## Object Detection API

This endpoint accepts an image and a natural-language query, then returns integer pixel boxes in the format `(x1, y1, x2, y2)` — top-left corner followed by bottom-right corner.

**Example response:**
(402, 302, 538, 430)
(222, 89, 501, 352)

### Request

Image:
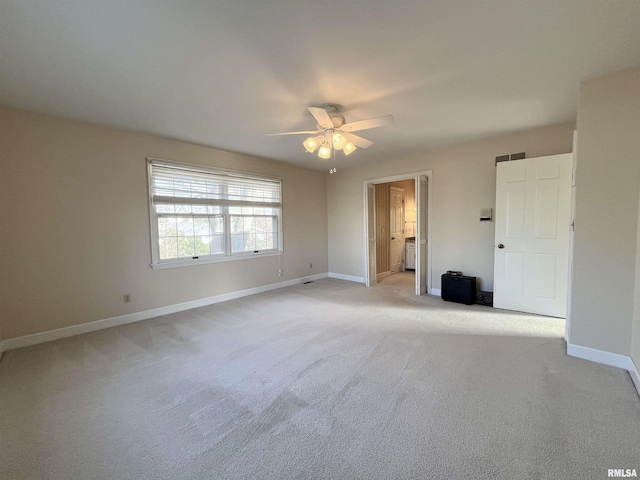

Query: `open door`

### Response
(493, 154, 572, 317)
(366, 183, 377, 286)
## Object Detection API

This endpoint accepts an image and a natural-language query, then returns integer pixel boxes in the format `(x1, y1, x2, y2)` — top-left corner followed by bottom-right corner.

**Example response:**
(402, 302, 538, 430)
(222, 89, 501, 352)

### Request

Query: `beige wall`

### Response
(570, 65, 640, 357)
(0, 106, 328, 341)
(327, 123, 574, 291)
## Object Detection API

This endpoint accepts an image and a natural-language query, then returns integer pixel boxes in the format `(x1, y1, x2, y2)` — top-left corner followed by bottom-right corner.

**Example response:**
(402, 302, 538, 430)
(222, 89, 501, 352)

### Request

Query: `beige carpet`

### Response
(1, 274, 639, 479)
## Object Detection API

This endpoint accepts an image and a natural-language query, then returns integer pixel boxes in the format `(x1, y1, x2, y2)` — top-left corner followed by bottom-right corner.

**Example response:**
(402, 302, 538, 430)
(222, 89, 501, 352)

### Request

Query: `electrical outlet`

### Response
(278, 269, 283, 277)
(123, 294, 131, 304)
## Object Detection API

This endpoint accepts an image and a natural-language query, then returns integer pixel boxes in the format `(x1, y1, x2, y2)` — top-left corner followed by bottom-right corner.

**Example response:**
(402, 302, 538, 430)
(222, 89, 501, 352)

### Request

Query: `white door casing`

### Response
(417, 175, 428, 295)
(565, 132, 578, 340)
(390, 187, 405, 273)
(493, 153, 572, 318)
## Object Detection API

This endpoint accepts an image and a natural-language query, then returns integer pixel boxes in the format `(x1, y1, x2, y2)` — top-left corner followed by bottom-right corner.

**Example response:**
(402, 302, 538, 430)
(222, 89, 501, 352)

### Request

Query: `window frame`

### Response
(146, 157, 283, 269)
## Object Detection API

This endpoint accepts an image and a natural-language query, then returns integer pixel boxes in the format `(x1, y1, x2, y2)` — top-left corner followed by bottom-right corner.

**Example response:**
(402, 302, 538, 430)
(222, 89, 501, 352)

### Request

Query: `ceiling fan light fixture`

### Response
(343, 142, 356, 156)
(318, 145, 331, 159)
(271, 105, 393, 168)
(332, 133, 347, 150)
(303, 136, 320, 153)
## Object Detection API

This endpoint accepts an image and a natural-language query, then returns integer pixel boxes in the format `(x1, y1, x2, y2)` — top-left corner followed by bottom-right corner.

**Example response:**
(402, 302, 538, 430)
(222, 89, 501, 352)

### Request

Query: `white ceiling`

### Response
(2, 1, 640, 171)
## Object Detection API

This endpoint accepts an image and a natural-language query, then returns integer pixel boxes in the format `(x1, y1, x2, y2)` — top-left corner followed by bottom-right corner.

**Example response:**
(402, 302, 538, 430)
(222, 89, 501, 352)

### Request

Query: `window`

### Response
(147, 158, 282, 268)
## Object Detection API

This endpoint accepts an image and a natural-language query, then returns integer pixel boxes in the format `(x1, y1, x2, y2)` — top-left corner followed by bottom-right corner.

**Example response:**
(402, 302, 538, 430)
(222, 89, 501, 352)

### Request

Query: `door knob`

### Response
(392, 237, 396, 240)
(498, 244, 505, 249)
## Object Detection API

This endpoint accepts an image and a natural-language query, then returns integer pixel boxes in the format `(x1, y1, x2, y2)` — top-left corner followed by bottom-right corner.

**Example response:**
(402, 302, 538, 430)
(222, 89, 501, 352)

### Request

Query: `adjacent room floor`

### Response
(1, 278, 638, 479)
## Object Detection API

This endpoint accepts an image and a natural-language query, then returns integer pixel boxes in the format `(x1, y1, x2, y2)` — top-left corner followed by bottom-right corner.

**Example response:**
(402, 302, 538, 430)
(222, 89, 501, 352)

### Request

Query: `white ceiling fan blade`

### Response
(344, 133, 373, 148)
(307, 107, 334, 129)
(267, 130, 321, 136)
(341, 114, 394, 133)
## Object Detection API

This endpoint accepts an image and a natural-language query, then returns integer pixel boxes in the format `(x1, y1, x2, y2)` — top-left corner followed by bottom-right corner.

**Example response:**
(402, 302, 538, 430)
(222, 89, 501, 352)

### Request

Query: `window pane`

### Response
(176, 217, 194, 236)
(176, 204, 192, 214)
(156, 204, 176, 214)
(231, 216, 245, 234)
(159, 237, 178, 259)
(211, 216, 224, 234)
(230, 215, 277, 253)
(192, 205, 208, 214)
(254, 216, 267, 231)
(231, 233, 246, 252)
(178, 237, 195, 257)
(231, 216, 248, 252)
(158, 217, 177, 236)
(194, 236, 211, 256)
(211, 234, 225, 254)
(156, 215, 229, 260)
(193, 217, 210, 235)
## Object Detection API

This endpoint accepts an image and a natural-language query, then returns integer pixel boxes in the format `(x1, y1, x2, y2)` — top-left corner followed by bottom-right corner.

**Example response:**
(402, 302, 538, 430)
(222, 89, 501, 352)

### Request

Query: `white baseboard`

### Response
(567, 343, 640, 396)
(629, 358, 640, 396)
(567, 343, 634, 370)
(0, 273, 329, 353)
(431, 288, 442, 296)
(328, 272, 365, 283)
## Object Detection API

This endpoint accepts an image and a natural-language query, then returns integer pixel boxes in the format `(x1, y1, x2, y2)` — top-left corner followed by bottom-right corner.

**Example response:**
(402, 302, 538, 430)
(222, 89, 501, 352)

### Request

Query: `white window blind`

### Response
(147, 158, 283, 268)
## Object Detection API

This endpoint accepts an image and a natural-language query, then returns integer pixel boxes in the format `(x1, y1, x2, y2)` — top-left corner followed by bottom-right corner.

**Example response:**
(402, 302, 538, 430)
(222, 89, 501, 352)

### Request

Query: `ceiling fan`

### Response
(268, 105, 394, 172)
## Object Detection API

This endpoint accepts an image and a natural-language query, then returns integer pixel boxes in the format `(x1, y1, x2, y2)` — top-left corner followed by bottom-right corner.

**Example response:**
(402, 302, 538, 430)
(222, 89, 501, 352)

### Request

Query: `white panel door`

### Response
(494, 154, 572, 317)
(390, 187, 405, 273)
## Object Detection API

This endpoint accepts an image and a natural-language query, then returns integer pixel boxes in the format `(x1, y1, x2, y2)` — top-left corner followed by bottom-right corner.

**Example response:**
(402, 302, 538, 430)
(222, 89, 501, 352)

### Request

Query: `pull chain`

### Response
(329, 135, 337, 174)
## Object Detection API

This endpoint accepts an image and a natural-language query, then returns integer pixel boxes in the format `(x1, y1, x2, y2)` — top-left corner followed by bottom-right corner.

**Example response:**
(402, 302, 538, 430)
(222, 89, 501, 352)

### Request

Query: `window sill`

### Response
(150, 250, 283, 270)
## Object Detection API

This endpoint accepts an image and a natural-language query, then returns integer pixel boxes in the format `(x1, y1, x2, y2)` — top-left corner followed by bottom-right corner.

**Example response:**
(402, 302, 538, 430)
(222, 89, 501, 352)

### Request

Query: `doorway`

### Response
(364, 170, 432, 296)
(374, 181, 411, 280)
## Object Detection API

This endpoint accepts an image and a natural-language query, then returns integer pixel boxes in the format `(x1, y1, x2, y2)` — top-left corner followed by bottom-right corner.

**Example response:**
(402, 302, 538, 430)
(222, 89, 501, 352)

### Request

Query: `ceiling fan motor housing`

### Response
(322, 105, 345, 129)
(329, 113, 345, 128)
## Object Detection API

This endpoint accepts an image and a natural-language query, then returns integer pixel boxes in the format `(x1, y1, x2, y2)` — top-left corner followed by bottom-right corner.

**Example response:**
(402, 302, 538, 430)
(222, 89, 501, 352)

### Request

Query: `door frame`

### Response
(363, 170, 433, 295)
(565, 131, 578, 340)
